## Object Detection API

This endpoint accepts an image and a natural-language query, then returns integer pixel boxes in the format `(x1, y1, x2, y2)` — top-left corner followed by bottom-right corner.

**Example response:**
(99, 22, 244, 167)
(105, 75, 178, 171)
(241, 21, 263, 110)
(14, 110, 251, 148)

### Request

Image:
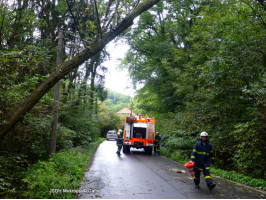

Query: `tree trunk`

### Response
(79, 59, 94, 105)
(83, 61, 92, 103)
(66, 69, 79, 98)
(0, 0, 161, 138)
(89, 53, 101, 109)
(49, 30, 64, 155)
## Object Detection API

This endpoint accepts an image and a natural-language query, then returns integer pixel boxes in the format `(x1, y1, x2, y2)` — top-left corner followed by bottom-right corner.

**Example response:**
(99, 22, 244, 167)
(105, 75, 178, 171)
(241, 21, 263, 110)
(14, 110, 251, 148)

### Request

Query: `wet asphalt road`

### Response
(78, 141, 265, 199)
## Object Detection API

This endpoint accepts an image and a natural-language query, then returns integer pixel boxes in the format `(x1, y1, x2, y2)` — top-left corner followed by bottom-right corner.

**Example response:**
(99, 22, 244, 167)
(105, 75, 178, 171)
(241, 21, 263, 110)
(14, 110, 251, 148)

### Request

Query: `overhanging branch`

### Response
(0, 0, 161, 138)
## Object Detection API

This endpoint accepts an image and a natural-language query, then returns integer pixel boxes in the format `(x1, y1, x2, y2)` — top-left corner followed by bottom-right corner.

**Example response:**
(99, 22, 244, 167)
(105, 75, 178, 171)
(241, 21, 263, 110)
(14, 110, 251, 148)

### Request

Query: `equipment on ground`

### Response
(184, 161, 195, 178)
(122, 115, 155, 154)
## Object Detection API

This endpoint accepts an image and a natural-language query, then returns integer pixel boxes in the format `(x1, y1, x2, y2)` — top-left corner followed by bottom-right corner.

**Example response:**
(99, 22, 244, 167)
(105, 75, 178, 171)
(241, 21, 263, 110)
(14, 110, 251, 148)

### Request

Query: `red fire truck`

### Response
(122, 115, 155, 154)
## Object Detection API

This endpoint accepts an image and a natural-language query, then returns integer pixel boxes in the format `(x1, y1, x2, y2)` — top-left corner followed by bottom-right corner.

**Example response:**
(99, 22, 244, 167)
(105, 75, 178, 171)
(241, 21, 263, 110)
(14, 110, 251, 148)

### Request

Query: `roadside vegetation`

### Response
(121, 0, 266, 187)
(23, 139, 104, 199)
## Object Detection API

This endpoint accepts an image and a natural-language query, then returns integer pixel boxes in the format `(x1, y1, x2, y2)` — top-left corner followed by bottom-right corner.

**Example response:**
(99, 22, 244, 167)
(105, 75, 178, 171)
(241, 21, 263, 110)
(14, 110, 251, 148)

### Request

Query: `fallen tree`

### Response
(0, 0, 161, 138)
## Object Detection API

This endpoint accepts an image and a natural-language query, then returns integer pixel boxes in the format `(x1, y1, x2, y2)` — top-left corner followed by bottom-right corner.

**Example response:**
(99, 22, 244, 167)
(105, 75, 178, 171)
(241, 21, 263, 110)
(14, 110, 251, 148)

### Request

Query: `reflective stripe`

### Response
(191, 156, 195, 159)
(194, 177, 199, 180)
(206, 167, 210, 170)
(193, 150, 210, 155)
(198, 152, 209, 155)
(198, 168, 203, 171)
(205, 176, 212, 179)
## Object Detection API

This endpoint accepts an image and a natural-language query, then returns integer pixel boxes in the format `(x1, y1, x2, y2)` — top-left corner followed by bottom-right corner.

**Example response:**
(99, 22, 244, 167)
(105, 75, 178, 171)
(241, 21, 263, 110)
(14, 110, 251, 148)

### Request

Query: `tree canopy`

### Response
(122, 0, 265, 179)
(0, 0, 160, 138)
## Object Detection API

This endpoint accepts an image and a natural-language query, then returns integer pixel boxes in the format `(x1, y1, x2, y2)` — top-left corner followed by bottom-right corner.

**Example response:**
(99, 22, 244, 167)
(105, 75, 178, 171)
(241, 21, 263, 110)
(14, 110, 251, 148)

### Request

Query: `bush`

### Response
(0, 154, 29, 198)
(22, 139, 104, 198)
(98, 104, 122, 137)
(211, 167, 266, 191)
(59, 106, 100, 147)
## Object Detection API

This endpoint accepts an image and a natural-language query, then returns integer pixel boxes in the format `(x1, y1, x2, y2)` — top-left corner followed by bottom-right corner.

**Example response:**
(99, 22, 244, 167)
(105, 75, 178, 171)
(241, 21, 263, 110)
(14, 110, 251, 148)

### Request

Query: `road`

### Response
(78, 141, 265, 199)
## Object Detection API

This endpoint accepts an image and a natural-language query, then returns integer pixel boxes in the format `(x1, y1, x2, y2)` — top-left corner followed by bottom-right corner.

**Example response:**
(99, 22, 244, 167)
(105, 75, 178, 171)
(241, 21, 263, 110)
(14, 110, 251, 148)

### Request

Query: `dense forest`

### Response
(121, 0, 265, 181)
(104, 89, 133, 112)
(0, 0, 265, 198)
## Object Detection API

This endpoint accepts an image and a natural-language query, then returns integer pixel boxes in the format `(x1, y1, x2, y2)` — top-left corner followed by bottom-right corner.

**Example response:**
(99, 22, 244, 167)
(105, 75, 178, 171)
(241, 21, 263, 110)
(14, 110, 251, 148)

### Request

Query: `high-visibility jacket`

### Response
(116, 134, 123, 146)
(190, 140, 214, 167)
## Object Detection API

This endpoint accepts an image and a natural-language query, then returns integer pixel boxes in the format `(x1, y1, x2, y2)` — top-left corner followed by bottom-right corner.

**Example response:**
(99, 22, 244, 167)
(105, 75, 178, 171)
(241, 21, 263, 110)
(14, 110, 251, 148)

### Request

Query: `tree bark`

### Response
(49, 30, 64, 155)
(89, 53, 101, 109)
(0, 0, 161, 138)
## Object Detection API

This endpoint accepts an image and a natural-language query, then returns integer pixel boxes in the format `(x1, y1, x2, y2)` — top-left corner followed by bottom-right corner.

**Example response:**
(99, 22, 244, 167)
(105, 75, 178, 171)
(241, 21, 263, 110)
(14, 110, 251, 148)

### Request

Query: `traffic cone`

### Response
(184, 162, 194, 178)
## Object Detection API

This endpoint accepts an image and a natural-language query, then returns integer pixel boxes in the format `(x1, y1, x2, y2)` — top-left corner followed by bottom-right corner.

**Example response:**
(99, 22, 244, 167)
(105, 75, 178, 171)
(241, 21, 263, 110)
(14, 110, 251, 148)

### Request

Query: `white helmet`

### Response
(200, 132, 208, 137)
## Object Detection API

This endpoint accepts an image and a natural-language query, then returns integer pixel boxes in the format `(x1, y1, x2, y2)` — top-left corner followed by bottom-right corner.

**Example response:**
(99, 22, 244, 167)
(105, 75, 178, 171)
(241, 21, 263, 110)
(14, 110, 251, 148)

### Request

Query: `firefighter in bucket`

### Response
(116, 129, 123, 156)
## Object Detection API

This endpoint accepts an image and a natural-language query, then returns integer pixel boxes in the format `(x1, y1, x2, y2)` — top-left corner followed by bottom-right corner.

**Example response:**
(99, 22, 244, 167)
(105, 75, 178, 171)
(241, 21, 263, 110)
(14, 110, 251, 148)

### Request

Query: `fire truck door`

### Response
(147, 122, 154, 140)
(124, 123, 131, 138)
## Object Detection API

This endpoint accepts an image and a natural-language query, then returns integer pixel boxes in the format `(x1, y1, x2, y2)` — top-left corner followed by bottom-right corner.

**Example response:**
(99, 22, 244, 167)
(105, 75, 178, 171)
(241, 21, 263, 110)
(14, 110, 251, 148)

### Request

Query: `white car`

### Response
(106, 130, 117, 140)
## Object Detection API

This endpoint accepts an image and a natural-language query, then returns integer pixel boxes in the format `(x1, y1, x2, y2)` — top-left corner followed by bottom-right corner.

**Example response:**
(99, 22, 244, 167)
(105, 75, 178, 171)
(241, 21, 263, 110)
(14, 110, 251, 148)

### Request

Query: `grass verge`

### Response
(22, 138, 105, 198)
(161, 147, 266, 191)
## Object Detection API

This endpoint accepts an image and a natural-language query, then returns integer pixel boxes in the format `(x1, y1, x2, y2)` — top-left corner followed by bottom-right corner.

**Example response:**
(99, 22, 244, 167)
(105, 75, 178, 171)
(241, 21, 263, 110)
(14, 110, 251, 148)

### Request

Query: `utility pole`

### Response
(49, 30, 64, 155)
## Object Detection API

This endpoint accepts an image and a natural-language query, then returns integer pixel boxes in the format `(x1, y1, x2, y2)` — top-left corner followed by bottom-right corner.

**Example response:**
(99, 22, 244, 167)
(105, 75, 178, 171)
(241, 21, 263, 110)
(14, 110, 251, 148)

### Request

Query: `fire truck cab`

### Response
(123, 115, 155, 154)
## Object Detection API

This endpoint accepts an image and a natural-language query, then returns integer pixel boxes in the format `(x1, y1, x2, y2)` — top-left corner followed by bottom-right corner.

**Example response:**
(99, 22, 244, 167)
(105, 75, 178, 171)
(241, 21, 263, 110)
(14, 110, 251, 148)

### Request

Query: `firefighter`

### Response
(154, 132, 161, 155)
(116, 129, 123, 155)
(190, 132, 216, 191)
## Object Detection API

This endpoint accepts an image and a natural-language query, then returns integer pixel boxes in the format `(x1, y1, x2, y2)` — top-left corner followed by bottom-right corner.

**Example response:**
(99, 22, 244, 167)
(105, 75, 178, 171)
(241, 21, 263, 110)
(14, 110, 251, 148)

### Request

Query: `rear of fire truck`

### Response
(122, 115, 155, 154)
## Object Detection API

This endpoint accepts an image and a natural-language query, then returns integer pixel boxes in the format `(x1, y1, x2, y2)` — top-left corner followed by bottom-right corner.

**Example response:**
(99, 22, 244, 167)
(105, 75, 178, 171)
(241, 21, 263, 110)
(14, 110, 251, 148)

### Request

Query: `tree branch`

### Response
(0, 0, 161, 138)
(240, 0, 266, 28)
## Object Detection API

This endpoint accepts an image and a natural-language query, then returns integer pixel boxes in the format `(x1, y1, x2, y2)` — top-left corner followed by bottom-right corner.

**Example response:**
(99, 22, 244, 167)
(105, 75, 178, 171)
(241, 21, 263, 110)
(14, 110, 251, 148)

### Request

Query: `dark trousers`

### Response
(117, 145, 122, 153)
(154, 144, 160, 154)
(193, 164, 213, 186)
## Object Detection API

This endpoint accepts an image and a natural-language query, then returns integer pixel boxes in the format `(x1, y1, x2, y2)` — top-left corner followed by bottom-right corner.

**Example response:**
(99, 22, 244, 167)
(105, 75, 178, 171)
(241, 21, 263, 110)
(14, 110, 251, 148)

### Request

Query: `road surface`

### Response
(78, 141, 265, 199)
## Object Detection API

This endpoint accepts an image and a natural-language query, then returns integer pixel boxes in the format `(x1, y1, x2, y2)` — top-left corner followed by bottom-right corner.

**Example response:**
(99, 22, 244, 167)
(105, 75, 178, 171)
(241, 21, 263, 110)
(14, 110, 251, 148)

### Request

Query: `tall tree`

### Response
(0, 0, 161, 138)
(122, 0, 266, 178)
(49, 29, 64, 155)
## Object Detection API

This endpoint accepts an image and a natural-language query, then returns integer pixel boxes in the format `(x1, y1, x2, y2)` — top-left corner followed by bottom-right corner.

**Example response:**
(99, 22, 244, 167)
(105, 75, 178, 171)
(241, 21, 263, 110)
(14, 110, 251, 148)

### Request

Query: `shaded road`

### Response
(78, 141, 265, 199)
